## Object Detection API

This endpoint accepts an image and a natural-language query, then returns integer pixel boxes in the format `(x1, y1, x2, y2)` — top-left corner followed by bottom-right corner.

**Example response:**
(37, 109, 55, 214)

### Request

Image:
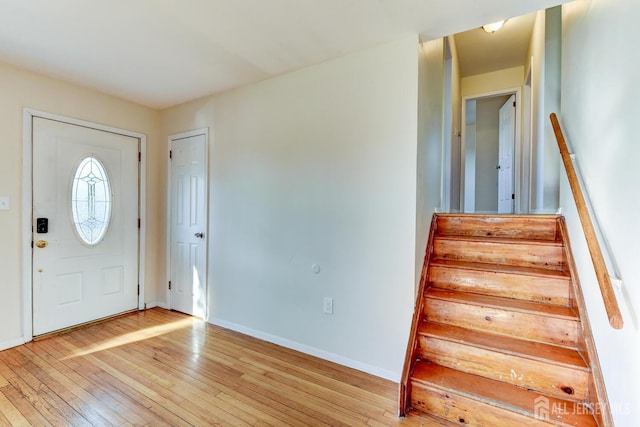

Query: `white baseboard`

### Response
(530, 208, 561, 214)
(208, 317, 400, 382)
(0, 336, 27, 351)
(145, 301, 169, 310)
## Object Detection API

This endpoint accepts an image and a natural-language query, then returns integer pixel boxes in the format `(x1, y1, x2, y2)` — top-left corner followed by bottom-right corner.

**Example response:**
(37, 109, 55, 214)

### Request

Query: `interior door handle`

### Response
(496, 165, 501, 170)
(194, 232, 205, 239)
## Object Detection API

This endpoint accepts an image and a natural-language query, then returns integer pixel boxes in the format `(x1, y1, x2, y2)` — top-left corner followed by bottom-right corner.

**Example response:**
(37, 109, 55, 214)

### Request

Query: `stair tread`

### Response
(411, 362, 597, 427)
(430, 258, 570, 279)
(426, 288, 578, 320)
(419, 322, 588, 370)
(434, 234, 563, 246)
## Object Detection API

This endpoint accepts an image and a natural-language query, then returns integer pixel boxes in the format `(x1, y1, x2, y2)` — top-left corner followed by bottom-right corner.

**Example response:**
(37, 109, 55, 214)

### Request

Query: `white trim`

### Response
(138, 131, 147, 311)
(145, 301, 170, 310)
(22, 108, 147, 340)
(22, 111, 34, 343)
(166, 128, 210, 317)
(460, 87, 522, 213)
(0, 337, 28, 352)
(529, 208, 559, 214)
(208, 317, 400, 382)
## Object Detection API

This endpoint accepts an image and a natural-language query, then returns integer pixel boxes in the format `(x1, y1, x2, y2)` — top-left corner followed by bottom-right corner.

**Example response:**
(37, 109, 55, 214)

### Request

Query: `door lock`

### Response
(37, 218, 48, 233)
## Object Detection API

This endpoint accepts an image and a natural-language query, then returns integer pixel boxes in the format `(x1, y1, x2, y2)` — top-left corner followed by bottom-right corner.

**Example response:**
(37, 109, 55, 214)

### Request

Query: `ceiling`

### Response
(0, 0, 566, 109)
(454, 12, 538, 77)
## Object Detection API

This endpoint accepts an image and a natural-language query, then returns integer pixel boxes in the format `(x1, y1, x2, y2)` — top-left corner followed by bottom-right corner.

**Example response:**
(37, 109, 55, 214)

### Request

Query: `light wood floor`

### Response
(0, 308, 438, 426)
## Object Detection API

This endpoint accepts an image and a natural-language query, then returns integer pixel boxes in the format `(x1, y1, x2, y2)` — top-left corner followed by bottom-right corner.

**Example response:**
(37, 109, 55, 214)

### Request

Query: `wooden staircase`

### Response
(400, 214, 611, 427)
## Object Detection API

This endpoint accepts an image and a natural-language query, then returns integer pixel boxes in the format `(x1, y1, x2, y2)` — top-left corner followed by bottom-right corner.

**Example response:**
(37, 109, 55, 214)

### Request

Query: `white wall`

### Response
(527, 10, 546, 211)
(543, 7, 562, 210)
(527, 8, 562, 214)
(561, 0, 640, 425)
(162, 36, 419, 380)
(463, 100, 477, 212)
(416, 37, 444, 282)
(0, 61, 163, 349)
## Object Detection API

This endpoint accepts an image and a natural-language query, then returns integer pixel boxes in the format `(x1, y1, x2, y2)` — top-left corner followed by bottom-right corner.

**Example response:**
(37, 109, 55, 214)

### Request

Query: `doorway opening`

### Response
(460, 88, 521, 213)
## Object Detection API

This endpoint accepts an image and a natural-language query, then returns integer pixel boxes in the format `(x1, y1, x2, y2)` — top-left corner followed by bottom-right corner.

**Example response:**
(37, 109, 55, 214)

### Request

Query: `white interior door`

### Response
(498, 95, 516, 213)
(32, 117, 139, 335)
(169, 131, 208, 318)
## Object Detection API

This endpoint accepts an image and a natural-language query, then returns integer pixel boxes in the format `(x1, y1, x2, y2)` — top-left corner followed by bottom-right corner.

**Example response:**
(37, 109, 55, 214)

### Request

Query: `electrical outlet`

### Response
(323, 297, 333, 315)
(0, 196, 9, 211)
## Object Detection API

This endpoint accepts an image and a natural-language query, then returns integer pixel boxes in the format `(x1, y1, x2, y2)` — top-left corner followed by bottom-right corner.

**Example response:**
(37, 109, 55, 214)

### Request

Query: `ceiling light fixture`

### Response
(482, 20, 506, 33)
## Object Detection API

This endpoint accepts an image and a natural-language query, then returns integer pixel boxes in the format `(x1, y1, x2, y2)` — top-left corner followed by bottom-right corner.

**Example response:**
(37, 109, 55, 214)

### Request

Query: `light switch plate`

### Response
(0, 196, 9, 211)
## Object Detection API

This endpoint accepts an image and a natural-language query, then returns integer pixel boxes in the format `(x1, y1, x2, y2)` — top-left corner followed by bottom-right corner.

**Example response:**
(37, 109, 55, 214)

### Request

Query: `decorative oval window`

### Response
(71, 156, 112, 246)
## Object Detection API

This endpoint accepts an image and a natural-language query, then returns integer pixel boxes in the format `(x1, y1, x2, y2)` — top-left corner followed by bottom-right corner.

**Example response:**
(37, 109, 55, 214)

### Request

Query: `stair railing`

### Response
(550, 113, 623, 329)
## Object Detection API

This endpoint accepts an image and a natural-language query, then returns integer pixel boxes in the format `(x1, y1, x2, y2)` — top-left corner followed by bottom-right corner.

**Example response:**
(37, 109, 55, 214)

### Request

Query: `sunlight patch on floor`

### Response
(63, 316, 198, 359)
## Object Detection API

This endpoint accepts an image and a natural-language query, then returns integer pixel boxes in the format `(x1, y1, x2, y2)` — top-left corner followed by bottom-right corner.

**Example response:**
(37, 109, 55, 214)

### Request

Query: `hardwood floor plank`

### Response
(0, 308, 419, 426)
(11, 346, 112, 427)
(1, 349, 93, 426)
(31, 340, 135, 427)
(0, 389, 31, 427)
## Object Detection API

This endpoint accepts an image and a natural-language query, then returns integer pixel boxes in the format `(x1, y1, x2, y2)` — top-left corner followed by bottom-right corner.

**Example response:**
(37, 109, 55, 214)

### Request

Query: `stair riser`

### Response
(418, 336, 589, 402)
(425, 298, 579, 347)
(410, 382, 552, 427)
(436, 216, 559, 241)
(429, 265, 570, 305)
(433, 238, 564, 270)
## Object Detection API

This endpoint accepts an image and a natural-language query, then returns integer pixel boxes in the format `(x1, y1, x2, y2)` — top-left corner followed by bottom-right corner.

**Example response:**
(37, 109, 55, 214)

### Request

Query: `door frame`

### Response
(460, 87, 522, 213)
(166, 128, 210, 318)
(22, 109, 147, 342)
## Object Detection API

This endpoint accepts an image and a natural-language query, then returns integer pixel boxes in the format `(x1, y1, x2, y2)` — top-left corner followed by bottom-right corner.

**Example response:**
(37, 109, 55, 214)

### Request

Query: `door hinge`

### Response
(169, 150, 172, 160)
(138, 152, 141, 162)
(31, 241, 34, 248)
(168, 281, 172, 290)
(512, 193, 515, 200)
(513, 101, 516, 107)
(138, 218, 141, 228)
(137, 284, 140, 296)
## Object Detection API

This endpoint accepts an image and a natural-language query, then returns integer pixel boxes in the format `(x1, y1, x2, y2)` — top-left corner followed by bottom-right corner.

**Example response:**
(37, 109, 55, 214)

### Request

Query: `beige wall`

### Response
(461, 66, 524, 97)
(162, 36, 419, 379)
(0, 61, 163, 346)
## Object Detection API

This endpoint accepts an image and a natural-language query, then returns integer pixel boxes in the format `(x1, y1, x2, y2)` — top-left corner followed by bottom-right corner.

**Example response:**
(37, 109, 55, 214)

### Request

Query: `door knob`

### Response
(194, 232, 205, 239)
(36, 240, 48, 248)
(496, 165, 501, 170)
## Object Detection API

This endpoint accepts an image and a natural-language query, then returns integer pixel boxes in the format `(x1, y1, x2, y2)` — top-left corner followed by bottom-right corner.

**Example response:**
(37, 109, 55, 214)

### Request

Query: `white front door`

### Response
(498, 95, 516, 213)
(32, 117, 139, 335)
(169, 131, 208, 318)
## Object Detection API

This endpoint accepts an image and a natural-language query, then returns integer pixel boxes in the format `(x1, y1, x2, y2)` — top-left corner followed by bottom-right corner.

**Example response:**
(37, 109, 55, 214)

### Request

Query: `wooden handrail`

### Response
(550, 113, 623, 329)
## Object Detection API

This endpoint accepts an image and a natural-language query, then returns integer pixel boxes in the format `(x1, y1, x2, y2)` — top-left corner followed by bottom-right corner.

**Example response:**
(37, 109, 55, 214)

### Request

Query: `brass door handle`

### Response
(36, 240, 48, 248)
